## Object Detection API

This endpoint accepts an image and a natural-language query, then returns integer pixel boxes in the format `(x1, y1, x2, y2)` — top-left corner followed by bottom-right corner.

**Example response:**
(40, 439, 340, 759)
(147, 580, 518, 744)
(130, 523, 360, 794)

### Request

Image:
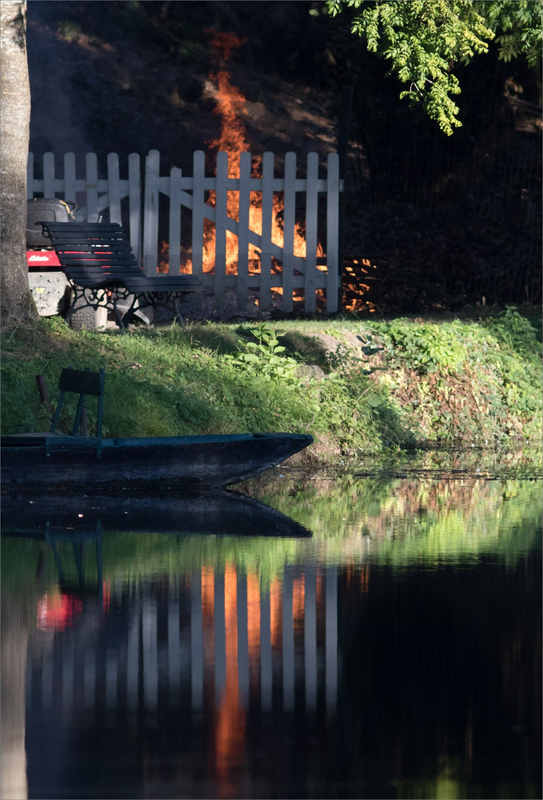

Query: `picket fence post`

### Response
(282, 151, 297, 313)
(64, 153, 77, 209)
(214, 150, 228, 310)
(326, 153, 340, 314)
(191, 150, 205, 282)
(107, 153, 122, 225)
(169, 166, 182, 273)
(143, 149, 159, 274)
(236, 151, 251, 312)
(305, 152, 319, 313)
(27, 148, 342, 313)
(86, 153, 99, 222)
(43, 152, 55, 199)
(128, 153, 142, 264)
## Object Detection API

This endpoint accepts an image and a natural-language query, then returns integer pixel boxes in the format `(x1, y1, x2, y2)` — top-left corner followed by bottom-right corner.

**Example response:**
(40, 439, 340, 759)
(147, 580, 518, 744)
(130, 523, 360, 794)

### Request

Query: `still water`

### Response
(1, 466, 541, 799)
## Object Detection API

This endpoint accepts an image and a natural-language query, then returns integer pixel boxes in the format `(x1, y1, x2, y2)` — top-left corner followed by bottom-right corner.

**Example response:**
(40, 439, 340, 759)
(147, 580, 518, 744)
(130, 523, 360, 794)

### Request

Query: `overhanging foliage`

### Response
(326, 0, 542, 134)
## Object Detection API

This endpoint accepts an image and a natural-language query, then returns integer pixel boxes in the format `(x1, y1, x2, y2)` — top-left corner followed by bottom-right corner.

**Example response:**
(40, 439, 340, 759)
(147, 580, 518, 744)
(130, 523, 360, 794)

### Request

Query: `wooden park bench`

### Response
(38, 221, 203, 328)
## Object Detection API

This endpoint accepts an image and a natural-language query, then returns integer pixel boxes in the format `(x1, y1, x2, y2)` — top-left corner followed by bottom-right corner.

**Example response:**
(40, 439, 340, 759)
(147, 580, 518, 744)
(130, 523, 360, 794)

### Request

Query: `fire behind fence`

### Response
(27, 149, 342, 315)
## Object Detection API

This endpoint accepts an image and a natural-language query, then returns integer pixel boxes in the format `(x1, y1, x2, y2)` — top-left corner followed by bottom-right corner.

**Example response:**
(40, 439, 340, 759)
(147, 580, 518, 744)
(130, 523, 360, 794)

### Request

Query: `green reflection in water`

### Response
(2, 477, 540, 593)
(254, 476, 542, 564)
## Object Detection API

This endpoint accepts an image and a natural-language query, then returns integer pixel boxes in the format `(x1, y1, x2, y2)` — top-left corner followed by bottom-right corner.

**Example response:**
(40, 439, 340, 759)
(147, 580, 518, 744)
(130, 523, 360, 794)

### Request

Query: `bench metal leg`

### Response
(109, 291, 140, 329)
(174, 298, 186, 330)
(113, 306, 126, 328)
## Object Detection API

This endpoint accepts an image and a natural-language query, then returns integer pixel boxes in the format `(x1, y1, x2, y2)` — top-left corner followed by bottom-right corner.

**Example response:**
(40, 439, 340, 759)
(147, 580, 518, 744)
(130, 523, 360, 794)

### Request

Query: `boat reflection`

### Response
(2, 492, 344, 798)
(1, 489, 312, 539)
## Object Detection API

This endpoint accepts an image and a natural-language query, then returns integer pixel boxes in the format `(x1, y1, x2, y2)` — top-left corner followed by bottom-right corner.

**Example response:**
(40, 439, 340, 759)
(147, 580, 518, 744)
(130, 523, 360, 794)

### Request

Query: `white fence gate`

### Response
(27, 150, 342, 313)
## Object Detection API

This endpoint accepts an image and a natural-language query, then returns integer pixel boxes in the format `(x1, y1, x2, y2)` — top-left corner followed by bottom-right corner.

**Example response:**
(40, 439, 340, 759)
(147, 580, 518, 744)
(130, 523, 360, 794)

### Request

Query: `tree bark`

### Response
(0, 0, 33, 326)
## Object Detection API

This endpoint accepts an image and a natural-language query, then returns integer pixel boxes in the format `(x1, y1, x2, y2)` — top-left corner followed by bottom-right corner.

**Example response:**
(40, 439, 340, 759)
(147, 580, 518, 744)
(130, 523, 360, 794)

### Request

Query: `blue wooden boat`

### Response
(1, 432, 312, 491)
(2, 367, 312, 491)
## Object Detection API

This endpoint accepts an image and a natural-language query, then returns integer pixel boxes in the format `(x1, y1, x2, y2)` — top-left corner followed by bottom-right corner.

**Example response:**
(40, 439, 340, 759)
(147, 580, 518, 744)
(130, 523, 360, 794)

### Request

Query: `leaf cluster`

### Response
(384, 320, 468, 375)
(223, 323, 300, 382)
(326, 0, 543, 134)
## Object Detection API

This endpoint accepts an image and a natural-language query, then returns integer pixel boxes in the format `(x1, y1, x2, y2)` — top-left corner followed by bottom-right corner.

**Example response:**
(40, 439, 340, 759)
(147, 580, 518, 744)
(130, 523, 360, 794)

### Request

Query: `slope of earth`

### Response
(27, 1, 339, 173)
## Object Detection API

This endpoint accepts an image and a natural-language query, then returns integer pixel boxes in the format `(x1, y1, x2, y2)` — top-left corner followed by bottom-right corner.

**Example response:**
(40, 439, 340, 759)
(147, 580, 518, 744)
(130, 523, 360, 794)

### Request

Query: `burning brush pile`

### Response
(159, 32, 326, 317)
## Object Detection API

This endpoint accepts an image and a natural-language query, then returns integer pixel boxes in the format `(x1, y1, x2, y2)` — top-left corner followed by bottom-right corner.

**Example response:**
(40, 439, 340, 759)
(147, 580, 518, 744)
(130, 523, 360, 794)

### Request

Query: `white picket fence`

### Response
(27, 150, 342, 313)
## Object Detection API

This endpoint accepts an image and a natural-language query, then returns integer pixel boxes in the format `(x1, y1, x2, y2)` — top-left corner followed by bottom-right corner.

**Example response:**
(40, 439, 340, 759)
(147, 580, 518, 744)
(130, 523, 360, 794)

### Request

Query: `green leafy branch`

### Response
(326, 0, 543, 135)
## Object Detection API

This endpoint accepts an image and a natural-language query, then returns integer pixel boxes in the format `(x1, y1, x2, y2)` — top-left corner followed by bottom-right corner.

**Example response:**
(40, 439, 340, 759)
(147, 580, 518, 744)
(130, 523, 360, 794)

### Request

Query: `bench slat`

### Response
(52, 236, 129, 243)
(41, 222, 124, 230)
(64, 266, 138, 276)
(65, 269, 200, 287)
(125, 281, 202, 290)
(66, 278, 139, 287)
(126, 278, 201, 285)
(59, 256, 139, 265)
(52, 243, 133, 251)
(65, 272, 139, 281)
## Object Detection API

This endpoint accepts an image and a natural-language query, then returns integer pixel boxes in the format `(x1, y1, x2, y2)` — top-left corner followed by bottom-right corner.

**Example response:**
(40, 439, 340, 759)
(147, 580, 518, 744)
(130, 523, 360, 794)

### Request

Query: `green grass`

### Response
(1, 307, 541, 461)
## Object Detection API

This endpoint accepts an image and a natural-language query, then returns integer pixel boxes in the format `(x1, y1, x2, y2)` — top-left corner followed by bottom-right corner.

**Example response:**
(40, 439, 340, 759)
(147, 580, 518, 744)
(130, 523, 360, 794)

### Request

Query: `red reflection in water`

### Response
(37, 591, 82, 631)
(37, 580, 111, 630)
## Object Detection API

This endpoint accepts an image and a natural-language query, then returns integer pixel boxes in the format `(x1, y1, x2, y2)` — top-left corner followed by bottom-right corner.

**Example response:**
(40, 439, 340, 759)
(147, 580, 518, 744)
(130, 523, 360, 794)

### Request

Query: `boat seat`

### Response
(2, 431, 66, 439)
(49, 367, 105, 437)
(4, 367, 105, 442)
(0, 433, 71, 447)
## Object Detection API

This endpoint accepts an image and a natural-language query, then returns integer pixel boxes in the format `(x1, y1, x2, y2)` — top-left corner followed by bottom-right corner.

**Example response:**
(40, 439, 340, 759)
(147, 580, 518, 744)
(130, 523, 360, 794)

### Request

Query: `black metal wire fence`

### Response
(343, 95, 542, 311)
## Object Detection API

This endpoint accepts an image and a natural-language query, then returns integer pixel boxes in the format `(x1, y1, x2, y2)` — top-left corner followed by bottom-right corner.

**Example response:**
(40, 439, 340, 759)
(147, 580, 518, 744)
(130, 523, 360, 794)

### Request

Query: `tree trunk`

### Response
(0, 0, 33, 326)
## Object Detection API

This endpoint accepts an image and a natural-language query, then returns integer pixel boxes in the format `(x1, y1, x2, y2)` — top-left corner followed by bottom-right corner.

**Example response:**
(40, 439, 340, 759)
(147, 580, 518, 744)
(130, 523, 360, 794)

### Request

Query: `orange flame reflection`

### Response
(215, 565, 245, 797)
(198, 563, 316, 796)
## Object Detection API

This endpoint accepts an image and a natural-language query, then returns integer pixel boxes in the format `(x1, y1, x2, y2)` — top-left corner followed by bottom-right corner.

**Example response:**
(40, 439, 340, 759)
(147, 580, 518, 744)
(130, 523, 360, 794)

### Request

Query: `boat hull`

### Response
(1, 432, 312, 491)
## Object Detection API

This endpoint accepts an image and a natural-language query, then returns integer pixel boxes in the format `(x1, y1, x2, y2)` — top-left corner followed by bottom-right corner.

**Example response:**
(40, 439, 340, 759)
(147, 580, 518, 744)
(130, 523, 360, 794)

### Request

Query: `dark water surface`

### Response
(1, 470, 541, 799)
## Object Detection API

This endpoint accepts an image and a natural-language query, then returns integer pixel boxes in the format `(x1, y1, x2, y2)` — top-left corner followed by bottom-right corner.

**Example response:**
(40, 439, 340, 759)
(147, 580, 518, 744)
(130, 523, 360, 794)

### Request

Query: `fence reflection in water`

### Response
(28, 563, 339, 734)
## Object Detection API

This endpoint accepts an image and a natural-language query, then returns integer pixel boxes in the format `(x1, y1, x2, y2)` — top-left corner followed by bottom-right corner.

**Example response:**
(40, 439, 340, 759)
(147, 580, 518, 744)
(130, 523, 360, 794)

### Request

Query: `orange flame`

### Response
(202, 31, 321, 278)
(207, 31, 247, 61)
(160, 30, 325, 300)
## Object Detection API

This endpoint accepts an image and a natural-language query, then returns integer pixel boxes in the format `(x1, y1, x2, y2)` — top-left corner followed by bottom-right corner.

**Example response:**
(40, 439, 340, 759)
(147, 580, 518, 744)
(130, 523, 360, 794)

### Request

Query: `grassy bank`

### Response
(1, 307, 541, 462)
